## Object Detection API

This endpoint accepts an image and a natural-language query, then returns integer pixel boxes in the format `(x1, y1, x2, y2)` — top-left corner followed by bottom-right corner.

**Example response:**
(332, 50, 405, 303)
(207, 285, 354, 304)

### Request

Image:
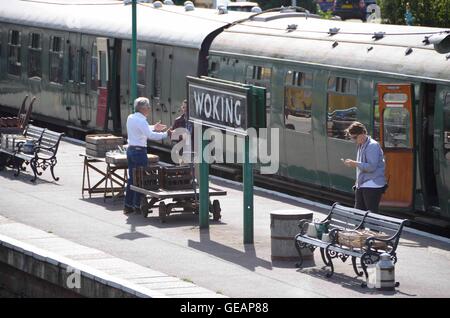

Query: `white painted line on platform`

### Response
(210, 175, 450, 244)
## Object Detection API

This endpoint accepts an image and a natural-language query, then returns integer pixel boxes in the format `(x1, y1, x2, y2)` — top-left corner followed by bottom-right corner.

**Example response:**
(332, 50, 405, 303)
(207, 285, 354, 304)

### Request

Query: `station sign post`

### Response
(187, 76, 266, 244)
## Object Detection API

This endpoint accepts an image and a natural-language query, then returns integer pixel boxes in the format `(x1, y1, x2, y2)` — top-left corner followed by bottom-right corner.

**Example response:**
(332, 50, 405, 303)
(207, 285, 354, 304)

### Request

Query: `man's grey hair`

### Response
(134, 97, 150, 113)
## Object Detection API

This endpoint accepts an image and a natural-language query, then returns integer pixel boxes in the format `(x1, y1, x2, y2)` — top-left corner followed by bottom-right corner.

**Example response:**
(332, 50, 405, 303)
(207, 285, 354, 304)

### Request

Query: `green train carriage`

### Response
(207, 10, 450, 220)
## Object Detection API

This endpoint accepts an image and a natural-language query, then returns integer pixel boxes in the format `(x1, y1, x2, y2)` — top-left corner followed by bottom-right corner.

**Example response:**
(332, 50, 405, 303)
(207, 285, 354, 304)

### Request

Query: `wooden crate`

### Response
(85, 134, 123, 158)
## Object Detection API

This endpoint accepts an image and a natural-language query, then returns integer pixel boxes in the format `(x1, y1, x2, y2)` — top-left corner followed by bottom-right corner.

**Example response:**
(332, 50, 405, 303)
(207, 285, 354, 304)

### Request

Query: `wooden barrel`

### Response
(270, 210, 313, 261)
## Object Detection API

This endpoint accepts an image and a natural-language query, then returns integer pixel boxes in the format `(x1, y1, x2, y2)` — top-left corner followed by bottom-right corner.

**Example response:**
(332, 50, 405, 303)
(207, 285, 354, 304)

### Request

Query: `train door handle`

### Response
(161, 104, 168, 113)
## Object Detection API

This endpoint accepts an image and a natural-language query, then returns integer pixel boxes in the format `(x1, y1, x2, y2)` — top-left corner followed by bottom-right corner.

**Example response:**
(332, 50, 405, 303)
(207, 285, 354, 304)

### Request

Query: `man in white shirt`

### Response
(124, 97, 168, 214)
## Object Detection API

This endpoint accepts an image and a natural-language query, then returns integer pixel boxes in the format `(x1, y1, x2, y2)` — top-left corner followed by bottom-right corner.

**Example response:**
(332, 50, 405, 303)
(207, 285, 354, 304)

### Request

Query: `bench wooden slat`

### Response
(363, 217, 403, 232)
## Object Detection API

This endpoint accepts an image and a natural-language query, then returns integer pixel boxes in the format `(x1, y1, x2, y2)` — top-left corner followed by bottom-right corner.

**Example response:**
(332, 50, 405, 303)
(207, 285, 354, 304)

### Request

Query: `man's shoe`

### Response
(123, 206, 134, 215)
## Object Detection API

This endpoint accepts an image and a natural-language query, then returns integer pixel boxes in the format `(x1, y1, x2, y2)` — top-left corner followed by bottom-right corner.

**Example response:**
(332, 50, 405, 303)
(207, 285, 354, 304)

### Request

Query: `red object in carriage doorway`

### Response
(96, 87, 108, 128)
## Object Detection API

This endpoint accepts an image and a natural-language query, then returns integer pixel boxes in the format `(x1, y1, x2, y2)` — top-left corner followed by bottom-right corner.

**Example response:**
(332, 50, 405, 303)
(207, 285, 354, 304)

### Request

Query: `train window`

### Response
(80, 48, 87, 84)
(99, 50, 107, 88)
(247, 65, 272, 81)
(137, 48, 146, 96)
(327, 76, 358, 139)
(284, 70, 313, 134)
(246, 65, 272, 123)
(49, 36, 64, 84)
(383, 93, 408, 103)
(28, 33, 42, 79)
(373, 95, 380, 142)
(444, 94, 450, 160)
(7, 30, 21, 76)
(153, 58, 161, 98)
(68, 44, 76, 81)
(383, 107, 411, 148)
(208, 60, 219, 74)
(285, 70, 313, 87)
(91, 42, 98, 91)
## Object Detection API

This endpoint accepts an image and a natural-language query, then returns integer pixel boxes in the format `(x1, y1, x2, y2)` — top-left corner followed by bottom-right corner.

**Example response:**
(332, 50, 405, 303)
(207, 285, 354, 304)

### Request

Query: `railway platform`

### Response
(0, 139, 450, 298)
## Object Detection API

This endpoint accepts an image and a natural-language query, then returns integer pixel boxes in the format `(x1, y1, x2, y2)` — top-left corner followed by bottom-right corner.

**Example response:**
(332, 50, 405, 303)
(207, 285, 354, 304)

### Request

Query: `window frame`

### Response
(326, 76, 359, 140)
(27, 32, 42, 80)
(283, 69, 314, 134)
(7, 29, 22, 77)
(48, 35, 64, 85)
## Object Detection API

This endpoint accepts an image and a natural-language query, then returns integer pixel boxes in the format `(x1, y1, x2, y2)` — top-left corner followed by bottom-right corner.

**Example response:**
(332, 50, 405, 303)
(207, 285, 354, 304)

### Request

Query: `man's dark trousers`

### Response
(125, 146, 148, 209)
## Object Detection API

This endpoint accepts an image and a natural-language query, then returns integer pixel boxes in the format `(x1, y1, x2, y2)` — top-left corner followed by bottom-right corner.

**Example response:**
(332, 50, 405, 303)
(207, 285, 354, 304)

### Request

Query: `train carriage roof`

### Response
(210, 12, 450, 82)
(0, 0, 251, 49)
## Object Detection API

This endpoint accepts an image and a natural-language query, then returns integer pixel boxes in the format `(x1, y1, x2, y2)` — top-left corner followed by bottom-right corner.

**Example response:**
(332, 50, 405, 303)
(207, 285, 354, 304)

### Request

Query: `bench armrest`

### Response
(364, 236, 396, 253)
(328, 228, 342, 244)
(298, 219, 311, 235)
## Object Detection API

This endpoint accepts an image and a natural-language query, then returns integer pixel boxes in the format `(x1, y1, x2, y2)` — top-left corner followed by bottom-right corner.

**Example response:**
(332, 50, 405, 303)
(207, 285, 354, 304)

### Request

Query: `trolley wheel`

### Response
(212, 200, 221, 221)
(159, 201, 167, 223)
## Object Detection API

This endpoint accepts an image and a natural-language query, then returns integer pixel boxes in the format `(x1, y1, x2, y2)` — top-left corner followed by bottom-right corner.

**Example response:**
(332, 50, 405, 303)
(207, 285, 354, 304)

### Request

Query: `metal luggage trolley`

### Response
(130, 163, 226, 223)
(131, 185, 226, 223)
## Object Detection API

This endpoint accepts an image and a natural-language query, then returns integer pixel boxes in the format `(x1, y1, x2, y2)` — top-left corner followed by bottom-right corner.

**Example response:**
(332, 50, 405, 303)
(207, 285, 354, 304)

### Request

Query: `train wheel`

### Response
(159, 202, 167, 223)
(212, 200, 221, 221)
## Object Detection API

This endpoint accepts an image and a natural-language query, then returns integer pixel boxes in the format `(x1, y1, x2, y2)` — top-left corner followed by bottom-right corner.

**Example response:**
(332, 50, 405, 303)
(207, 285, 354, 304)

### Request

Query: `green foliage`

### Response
(378, 0, 450, 27)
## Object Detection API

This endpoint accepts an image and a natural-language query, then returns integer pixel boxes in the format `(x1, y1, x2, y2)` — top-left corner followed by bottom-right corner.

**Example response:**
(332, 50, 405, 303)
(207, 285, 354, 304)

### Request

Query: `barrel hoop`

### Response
(270, 214, 313, 221)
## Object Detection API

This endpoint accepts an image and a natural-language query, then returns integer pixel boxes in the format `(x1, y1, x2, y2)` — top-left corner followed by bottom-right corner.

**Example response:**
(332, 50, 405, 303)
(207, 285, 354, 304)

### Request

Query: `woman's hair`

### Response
(346, 121, 367, 136)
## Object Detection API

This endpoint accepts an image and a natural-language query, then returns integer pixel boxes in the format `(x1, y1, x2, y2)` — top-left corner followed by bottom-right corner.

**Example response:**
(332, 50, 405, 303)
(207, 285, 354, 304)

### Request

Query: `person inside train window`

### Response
(124, 97, 169, 214)
(170, 99, 194, 161)
(343, 121, 387, 214)
(171, 99, 188, 131)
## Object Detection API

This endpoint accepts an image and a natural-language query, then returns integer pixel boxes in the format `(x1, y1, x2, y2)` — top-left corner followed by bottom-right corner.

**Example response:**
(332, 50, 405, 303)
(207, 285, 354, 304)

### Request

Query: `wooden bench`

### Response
(294, 203, 408, 283)
(0, 95, 35, 134)
(0, 125, 64, 182)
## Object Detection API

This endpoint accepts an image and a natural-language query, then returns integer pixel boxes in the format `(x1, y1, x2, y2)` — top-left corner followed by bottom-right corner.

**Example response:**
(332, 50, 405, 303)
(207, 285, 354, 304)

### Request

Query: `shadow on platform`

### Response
(297, 266, 417, 296)
(0, 167, 61, 186)
(187, 229, 272, 271)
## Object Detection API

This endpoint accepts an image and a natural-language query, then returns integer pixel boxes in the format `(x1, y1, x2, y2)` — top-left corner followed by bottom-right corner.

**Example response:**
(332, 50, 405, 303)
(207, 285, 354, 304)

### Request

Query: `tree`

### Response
(378, 0, 450, 28)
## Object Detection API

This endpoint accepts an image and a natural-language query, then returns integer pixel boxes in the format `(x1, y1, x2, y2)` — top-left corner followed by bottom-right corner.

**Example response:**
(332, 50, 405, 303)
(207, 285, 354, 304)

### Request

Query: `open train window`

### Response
(327, 76, 358, 139)
(28, 33, 42, 79)
(49, 36, 64, 84)
(137, 48, 147, 97)
(284, 70, 313, 134)
(7, 30, 21, 76)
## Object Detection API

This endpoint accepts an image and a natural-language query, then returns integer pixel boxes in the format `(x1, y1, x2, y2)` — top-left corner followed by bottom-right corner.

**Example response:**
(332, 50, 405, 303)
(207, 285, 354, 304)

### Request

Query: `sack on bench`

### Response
(337, 229, 389, 250)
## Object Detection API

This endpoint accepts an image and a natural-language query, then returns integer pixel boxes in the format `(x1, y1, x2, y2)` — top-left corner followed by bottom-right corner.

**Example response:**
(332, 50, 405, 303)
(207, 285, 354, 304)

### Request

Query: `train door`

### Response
(419, 84, 439, 210)
(434, 86, 450, 218)
(378, 84, 414, 209)
(119, 40, 131, 134)
(150, 45, 173, 130)
(283, 69, 318, 185)
(92, 38, 109, 130)
(151, 45, 164, 125)
(67, 33, 89, 126)
(325, 75, 359, 192)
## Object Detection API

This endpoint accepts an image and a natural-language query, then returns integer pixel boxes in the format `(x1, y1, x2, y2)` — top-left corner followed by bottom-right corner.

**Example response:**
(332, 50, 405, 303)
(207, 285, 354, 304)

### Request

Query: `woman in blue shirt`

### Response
(343, 122, 387, 213)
